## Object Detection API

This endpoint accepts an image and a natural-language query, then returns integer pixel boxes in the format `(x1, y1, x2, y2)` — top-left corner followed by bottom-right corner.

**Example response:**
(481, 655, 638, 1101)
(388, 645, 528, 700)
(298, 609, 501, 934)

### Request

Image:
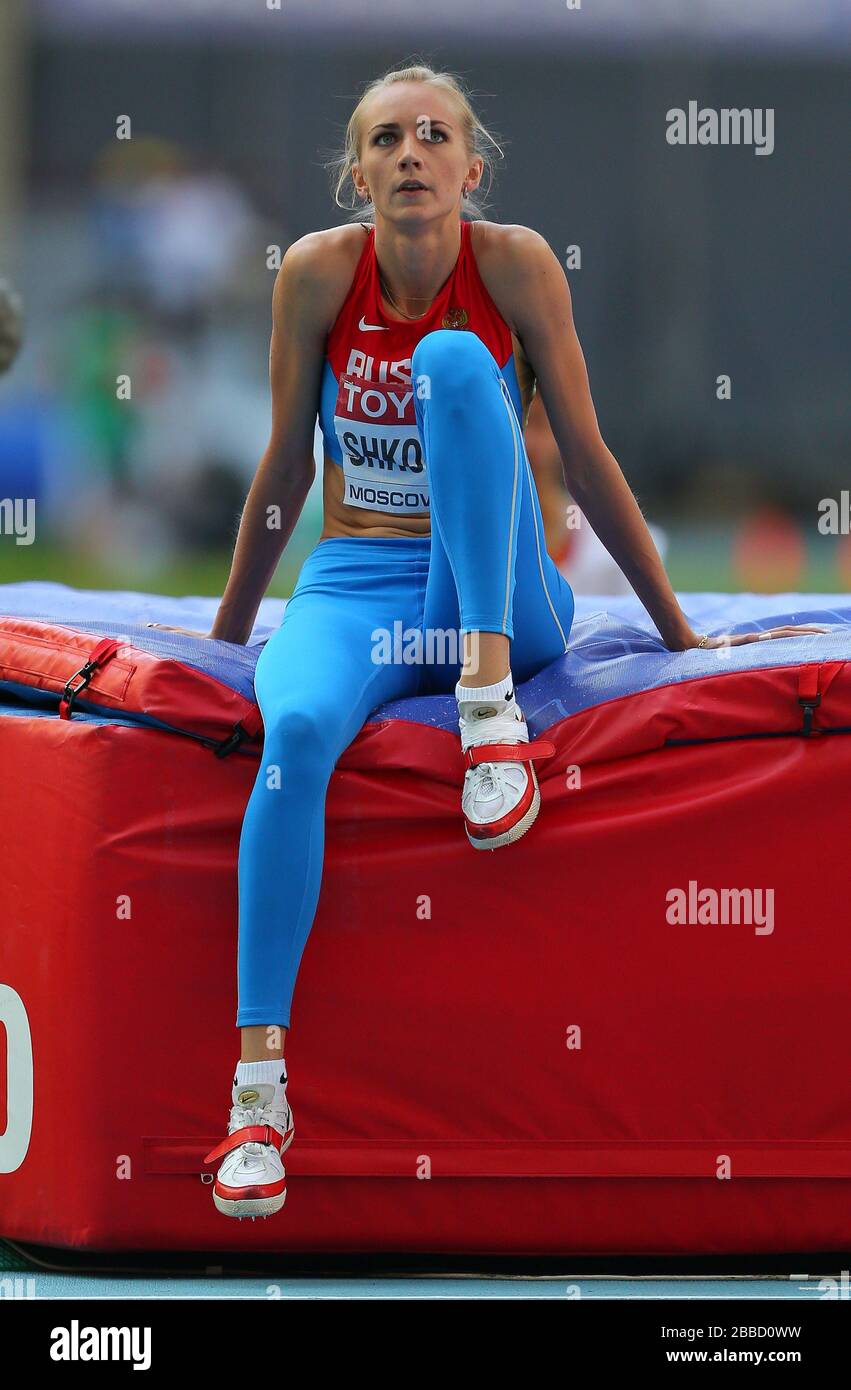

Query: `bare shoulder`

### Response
(469, 221, 554, 280)
(469, 221, 561, 333)
(283, 222, 369, 275)
(273, 223, 368, 336)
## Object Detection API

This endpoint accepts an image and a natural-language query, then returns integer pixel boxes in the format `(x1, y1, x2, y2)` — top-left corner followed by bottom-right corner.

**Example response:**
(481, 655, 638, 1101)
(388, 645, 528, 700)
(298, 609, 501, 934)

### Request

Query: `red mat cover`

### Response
(1, 601, 850, 1255)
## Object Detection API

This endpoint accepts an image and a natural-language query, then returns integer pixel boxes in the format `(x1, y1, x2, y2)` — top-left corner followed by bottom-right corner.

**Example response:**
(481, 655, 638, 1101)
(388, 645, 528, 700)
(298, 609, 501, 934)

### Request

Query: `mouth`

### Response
(396, 181, 428, 194)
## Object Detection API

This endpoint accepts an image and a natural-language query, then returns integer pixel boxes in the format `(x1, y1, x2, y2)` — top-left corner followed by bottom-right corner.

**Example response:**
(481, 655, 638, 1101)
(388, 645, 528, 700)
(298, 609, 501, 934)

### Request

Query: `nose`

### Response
(397, 132, 423, 170)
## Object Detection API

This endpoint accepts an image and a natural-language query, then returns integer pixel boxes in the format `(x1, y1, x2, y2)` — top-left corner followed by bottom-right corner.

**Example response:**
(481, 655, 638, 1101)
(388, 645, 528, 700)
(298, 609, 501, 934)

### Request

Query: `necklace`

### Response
(377, 270, 437, 321)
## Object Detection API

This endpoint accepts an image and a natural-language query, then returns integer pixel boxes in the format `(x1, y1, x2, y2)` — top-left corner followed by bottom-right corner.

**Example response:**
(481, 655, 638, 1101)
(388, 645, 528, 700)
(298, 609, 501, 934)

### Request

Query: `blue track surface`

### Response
(6, 1274, 844, 1300)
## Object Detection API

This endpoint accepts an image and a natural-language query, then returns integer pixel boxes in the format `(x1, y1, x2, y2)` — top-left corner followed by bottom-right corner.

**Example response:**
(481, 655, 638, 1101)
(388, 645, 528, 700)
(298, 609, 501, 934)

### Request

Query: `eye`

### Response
(374, 131, 395, 145)
(425, 128, 448, 142)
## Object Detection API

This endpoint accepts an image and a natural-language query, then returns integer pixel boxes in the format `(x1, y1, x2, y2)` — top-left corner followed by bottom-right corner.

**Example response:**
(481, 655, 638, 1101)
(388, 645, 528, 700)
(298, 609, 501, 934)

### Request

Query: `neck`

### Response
(372, 215, 462, 318)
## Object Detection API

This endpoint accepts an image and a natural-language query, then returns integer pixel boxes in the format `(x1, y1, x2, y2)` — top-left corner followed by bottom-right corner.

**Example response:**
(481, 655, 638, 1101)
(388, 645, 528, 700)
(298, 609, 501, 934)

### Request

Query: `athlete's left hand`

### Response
(144, 621, 213, 639)
(665, 623, 831, 652)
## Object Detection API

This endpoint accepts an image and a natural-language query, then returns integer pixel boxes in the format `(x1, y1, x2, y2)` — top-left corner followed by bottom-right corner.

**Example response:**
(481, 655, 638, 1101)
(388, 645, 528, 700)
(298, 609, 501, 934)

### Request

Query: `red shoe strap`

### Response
(465, 738, 555, 769)
(203, 1123, 290, 1165)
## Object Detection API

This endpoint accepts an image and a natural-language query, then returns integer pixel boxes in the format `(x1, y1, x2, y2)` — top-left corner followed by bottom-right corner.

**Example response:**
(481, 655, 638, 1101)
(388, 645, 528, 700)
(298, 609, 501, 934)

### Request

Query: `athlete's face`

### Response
(353, 83, 483, 222)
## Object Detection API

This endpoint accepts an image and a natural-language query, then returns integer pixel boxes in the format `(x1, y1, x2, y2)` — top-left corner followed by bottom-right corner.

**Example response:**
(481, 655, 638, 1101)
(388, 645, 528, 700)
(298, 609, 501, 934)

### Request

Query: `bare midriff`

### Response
(318, 455, 432, 541)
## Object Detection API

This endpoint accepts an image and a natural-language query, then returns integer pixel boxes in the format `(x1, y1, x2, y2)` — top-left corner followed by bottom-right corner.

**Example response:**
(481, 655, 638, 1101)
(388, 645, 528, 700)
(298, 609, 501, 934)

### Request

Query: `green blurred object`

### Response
(61, 300, 142, 489)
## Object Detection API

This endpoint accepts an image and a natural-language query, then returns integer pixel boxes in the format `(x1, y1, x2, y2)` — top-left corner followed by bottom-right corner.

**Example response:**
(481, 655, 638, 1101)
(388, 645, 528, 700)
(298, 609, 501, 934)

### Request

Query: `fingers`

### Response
(760, 625, 830, 639)
(707, 625, 829, 648)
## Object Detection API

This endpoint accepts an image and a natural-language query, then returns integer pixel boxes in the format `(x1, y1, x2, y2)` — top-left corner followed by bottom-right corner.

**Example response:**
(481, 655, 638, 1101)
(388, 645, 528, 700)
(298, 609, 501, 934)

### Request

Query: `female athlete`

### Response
(152, 62, 824, 1220)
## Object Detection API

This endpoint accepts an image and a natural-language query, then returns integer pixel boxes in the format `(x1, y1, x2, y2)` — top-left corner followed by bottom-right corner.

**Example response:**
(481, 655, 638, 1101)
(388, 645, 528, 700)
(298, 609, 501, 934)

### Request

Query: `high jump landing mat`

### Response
(1, 582, 849, 1256)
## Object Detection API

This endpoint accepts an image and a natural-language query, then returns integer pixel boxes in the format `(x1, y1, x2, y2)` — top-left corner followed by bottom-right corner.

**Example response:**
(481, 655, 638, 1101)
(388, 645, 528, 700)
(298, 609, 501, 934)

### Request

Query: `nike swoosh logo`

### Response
(359, 316, 388, 332)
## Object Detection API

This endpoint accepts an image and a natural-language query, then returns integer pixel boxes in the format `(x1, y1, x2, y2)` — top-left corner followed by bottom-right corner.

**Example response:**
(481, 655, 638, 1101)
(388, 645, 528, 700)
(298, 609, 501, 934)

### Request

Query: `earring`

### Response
(462, 184, 469, 199)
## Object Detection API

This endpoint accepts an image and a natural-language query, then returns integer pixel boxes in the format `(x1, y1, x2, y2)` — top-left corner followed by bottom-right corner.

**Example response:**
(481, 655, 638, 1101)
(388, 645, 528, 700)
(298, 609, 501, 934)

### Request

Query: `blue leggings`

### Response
(236, 330, 576, 1028)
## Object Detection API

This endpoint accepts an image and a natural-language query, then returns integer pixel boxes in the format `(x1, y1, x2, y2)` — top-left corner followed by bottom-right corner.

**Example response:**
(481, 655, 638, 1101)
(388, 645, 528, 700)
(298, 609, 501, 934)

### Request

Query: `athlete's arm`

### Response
(210, 236, 337, 644)
(494, 226, 696, 649)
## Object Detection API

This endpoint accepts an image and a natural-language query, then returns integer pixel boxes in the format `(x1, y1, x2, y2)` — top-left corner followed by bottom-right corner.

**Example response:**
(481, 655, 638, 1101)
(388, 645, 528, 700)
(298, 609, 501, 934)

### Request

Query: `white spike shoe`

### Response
(458, 698, 555, 850)
(203, 1085, 294, 1220)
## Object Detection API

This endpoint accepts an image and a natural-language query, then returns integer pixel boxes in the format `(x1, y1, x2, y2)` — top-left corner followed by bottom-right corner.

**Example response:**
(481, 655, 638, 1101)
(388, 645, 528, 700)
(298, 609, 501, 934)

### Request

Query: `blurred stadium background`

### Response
(0, 0, 848, 600)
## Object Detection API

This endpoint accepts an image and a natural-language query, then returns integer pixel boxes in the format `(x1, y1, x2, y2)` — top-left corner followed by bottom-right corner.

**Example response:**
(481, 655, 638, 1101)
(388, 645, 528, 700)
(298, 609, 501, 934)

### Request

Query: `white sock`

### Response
(234, 1058, 287, 1089)
(455, 669, 516, 721)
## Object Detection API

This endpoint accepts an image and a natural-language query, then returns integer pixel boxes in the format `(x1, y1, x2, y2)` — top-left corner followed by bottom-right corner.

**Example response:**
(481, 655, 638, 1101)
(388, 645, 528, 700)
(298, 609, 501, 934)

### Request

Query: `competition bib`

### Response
(333, 365, 430, 515)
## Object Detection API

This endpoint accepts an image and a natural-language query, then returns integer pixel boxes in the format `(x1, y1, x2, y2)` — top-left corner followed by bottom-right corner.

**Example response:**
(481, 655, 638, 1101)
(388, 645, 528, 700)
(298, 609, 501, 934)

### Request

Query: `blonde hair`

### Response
(325, 59, 505, 223)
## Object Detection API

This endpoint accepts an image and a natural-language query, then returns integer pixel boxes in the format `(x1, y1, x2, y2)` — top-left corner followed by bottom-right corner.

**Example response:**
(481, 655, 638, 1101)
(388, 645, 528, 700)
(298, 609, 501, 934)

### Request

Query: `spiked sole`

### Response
(212, 1187, 287, 1219)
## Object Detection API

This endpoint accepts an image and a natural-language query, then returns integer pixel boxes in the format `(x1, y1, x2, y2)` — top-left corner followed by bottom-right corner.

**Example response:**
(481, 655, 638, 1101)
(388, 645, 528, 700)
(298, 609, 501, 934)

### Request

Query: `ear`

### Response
(351, 162, 367, 199)
(465, 155, 485, 194)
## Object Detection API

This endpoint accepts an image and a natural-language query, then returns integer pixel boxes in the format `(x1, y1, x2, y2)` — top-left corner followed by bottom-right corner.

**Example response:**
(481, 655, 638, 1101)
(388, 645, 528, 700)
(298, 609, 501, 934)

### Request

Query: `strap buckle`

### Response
(797, 666, 822, 736)
(214, 722, 250, 758)
(798, 690, 821, 736)
(58, 638, 120, 720)
(214, 706, 264, 758)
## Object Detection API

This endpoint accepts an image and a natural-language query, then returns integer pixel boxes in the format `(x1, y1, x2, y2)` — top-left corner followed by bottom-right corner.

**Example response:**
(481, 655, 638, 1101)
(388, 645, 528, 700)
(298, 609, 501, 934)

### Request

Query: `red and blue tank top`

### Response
(318, 220, 536, 517)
